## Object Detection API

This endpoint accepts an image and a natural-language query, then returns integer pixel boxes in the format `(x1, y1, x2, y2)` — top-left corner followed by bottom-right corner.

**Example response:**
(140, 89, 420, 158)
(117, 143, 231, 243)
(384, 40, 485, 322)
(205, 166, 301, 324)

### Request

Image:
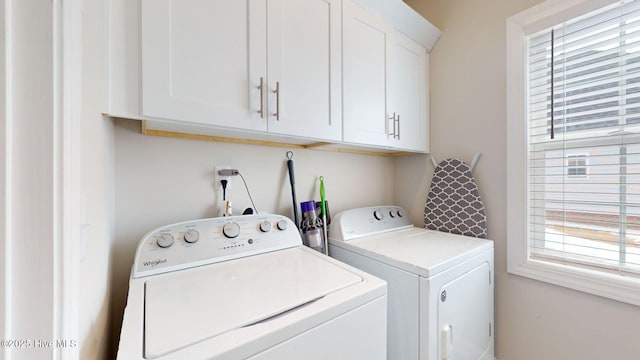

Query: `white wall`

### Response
(4, 1, 56, 358)
(79, 0, 114, 358)
(110, 118, 396, 350)
(0, 0, 6, 350)
(401, 0, 640, 359)
(2, 1, 102, 358)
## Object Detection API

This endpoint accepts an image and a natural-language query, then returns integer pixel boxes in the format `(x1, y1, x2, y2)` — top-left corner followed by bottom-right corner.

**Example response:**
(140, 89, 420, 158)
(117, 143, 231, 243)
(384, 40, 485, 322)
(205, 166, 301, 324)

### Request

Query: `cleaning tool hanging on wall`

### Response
(319, 176, 328, 255)
(425, 154, 487, 238)
(286, 151, 300, 229)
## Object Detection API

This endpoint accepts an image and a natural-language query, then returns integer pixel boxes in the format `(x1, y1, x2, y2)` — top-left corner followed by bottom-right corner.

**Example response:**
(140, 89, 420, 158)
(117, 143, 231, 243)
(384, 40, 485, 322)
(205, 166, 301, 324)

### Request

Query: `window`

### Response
(507, 0, 640, 306)
(566, 154, 588, 177)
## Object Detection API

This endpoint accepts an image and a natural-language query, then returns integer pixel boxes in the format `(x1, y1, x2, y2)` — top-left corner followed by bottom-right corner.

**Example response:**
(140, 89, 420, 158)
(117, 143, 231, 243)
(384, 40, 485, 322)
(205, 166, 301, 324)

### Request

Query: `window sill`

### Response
(507, 258, 640, 307)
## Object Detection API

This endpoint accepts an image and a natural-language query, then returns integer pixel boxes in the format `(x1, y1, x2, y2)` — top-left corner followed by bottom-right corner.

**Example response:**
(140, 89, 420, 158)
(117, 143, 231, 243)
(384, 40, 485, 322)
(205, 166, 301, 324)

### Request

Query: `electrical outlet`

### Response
(215, 165, 231, 191)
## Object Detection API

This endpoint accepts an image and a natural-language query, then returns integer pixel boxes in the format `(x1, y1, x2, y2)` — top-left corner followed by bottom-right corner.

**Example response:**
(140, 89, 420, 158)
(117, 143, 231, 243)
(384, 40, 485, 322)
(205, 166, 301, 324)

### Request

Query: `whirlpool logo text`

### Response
(143, 258, 167, 268)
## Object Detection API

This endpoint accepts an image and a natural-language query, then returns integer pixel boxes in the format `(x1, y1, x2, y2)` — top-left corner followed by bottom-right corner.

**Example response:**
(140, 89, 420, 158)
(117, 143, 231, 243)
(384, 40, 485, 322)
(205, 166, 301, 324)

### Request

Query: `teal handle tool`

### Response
(320, 176, 326, 216)
(319, 176, 328, 255)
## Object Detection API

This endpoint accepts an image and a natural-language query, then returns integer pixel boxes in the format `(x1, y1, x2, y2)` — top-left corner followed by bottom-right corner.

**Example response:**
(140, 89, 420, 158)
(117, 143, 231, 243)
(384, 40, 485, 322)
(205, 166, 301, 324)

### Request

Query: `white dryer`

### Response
(329, 206, 494, 360)
(117, 213, 387, 360)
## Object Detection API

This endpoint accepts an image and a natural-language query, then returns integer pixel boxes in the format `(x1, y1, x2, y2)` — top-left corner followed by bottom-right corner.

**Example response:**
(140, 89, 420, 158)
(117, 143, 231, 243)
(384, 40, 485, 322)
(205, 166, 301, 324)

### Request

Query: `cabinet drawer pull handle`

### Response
(257, 77, 264, 119)
(273, 81, 280, 121)
(389, 112, 396, 137)
(396, 114, 400, 140)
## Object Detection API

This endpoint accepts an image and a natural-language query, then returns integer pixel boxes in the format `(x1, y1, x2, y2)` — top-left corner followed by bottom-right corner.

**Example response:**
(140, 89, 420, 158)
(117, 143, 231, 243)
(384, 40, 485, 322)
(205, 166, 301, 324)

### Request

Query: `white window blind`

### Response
(527, 0, 640, 276)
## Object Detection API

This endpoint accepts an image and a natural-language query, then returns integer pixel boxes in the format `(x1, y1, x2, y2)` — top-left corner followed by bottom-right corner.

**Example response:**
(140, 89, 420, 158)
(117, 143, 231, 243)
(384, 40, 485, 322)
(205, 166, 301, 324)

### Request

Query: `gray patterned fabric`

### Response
(424, 158, 488, 238)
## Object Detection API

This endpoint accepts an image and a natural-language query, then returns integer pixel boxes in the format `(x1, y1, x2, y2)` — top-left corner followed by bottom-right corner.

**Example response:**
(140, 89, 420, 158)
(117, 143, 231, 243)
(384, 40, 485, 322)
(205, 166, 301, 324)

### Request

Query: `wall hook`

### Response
(470, 153, 481, 172)
(429, 153, 481, 173)
(429, 155, 438, 168)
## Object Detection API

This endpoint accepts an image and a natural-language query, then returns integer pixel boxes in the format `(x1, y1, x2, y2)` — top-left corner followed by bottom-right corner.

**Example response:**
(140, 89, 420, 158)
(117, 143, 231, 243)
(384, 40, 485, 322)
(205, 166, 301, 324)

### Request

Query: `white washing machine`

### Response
(117, 213, 387, 360)
(328, 206, 494, 360)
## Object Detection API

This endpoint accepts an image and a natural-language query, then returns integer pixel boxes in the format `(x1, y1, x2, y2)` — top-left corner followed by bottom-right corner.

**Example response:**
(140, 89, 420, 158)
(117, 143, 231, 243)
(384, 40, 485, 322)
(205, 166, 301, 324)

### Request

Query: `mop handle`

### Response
(287, 152, 300, 228)
(320, 176, 328, 254)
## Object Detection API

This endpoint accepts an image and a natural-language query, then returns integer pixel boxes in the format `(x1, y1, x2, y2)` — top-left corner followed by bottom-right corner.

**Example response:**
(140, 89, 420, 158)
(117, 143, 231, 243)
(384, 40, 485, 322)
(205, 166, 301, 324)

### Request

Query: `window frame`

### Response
(507, 0, 640, 306)
(566, 153, 589, 178)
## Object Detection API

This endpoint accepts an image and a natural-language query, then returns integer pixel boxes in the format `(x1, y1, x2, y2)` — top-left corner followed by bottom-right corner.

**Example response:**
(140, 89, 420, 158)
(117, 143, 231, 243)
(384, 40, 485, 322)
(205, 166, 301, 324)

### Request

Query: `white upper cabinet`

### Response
(140, 0, 342, 141)
(141, 0, 266, 132)
(342, 0, 393, 148)
(266, 0, 342, 141)
(109, 0, 439, 152)
(343, 0, 429, 152)
(389, 30, 429, 152)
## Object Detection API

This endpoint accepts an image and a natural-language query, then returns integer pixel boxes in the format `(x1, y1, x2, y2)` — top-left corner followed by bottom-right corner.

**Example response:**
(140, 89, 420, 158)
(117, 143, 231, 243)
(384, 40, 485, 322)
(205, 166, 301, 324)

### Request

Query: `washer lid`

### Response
(143, 247, 363, 359)
(331, 227, 493, 277)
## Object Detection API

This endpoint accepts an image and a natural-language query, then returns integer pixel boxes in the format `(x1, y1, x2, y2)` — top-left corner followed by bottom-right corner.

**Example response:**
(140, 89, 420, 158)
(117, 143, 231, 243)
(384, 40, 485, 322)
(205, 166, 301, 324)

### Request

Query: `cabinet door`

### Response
(265, 0, 342, 141)
(342, 0, 393, 147)
(140, 0, 267, 131)
(389, 31, 429, 152)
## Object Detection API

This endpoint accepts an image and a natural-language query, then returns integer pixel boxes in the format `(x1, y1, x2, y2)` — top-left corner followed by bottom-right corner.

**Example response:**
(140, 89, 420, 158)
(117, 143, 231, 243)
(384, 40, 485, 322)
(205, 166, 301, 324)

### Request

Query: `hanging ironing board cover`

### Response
(424, 158, 488, 238)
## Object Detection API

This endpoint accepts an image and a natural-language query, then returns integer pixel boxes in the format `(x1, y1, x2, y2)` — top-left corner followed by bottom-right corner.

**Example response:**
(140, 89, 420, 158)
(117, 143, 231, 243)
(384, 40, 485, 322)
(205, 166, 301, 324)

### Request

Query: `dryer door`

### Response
(437, 261, 491, 360)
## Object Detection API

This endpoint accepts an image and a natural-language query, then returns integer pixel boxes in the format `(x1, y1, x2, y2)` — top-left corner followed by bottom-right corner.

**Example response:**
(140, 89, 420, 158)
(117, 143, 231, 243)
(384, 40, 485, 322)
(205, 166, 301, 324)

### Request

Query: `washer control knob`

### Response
(157, 234, 175, 248)
(222, 222, 241, 238)
(184, 229, 199, 243)
(374, 209, 384, 221)
(389, 210, 396, 218)
(397, 210, 404, 217)
(259, 221, 272, 232)
(276, 219, 288, 230)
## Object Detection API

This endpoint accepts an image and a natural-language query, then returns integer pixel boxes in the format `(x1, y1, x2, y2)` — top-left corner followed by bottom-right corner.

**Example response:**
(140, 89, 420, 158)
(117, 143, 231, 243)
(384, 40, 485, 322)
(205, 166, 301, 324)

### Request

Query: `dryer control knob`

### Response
(157, 234, 175, 248)
(276, 219, 288, 230)
(222, 222, 241, 238)
(374, 209, 384, 220)
(397, 210, 404, 217)
(259, 221, 272, 232)
(184, 229, 199, 243)
(389, 210, 396, 218)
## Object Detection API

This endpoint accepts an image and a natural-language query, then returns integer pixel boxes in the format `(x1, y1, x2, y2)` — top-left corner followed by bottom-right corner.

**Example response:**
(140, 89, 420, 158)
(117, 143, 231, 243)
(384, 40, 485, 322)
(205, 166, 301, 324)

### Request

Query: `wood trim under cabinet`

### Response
(140, 120, 412, 157)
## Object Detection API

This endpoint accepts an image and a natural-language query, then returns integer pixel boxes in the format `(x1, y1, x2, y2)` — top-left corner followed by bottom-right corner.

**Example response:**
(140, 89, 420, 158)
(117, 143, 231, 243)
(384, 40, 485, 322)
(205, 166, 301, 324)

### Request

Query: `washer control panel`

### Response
(329, 206, 414, 241)
(132, 214, 301, 278)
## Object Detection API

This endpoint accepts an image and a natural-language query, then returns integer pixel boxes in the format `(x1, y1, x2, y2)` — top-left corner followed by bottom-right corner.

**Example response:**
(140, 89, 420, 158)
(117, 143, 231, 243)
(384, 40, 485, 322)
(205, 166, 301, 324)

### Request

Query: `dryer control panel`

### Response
(329, 206, 414, 241)
(132, 214, 301, 278)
